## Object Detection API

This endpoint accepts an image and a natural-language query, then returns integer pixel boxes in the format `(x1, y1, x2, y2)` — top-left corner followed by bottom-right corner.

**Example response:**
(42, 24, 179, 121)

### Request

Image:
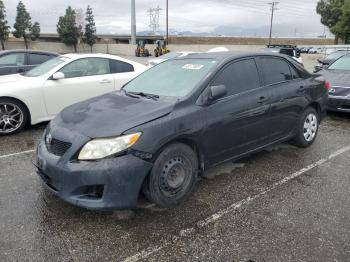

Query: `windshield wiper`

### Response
(128, 92, 160, 101)
(123, 90, 140, 99)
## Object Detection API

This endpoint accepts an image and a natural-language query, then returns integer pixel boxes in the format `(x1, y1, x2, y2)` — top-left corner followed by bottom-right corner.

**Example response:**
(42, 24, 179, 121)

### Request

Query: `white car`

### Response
(148, 52, 196, 67)
(0, 53, 147, 135)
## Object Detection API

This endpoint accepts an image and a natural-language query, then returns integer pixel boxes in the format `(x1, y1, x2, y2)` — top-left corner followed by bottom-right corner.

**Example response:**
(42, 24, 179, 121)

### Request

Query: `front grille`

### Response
(46, 138, 72, 157)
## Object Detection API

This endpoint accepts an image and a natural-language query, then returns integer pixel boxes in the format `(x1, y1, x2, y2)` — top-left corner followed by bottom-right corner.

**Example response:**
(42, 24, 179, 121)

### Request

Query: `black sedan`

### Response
(0, 49, 58, 75)
(319, 54, 350, 112)
(35, 52, 328, 210)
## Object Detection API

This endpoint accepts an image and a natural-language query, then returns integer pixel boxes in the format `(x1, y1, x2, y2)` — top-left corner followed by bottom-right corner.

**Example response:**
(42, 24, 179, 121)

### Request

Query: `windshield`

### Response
(24, 56, 70, 77)
(326, 52, 346, 61)
(124, 59, 217, 97)
(328, 56, 350, 70)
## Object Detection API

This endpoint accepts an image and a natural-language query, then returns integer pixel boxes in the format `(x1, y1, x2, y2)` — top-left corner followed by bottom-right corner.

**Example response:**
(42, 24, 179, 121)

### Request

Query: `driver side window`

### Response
(59, 58, 110, 78)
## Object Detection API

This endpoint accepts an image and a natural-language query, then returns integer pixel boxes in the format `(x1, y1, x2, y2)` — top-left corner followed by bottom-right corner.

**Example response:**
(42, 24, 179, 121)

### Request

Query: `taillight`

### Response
(325, 81, 331, 90)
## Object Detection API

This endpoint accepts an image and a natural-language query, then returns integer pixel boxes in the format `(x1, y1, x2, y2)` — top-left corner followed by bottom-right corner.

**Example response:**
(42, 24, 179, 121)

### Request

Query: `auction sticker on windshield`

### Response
(182, 64, 204, 70)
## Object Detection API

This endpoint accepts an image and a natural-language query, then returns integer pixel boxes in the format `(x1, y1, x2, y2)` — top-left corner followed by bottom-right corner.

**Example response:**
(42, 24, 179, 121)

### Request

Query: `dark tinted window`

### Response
(29, 53, 53, 65)
(260, 57, 293, 85)
(212, 59, 260, 96)
(280, 48, 294, 57)
(110, 60, 134, 73)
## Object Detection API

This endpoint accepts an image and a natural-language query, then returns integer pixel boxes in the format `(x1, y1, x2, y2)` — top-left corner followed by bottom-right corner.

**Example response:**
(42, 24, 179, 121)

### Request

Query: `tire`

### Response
(292, 107, 319, 148)
(0, 98, 28, 136)
(142, 143, 199, 207)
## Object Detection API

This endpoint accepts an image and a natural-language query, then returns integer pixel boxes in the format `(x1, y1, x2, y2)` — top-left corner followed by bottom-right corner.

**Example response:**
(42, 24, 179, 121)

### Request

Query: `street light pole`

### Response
(268, 2, 279, 45)
(131, 0, 136, 45)
(166, 0, 169, 44)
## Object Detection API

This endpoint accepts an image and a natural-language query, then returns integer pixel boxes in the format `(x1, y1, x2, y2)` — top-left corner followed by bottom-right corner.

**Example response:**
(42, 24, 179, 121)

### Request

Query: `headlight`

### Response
(78, 132, 142, 160)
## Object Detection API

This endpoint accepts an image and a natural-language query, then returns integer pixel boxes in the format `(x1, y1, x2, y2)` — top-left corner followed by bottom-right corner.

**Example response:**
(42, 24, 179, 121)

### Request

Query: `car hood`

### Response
(52, 92, 177, 138)
(0, 73, 26, 84)
(320, 69, 350, 87)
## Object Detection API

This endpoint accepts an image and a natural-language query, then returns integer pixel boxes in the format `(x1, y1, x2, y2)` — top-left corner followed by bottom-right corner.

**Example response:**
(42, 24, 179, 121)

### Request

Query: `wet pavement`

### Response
(0, 112, 350, 262)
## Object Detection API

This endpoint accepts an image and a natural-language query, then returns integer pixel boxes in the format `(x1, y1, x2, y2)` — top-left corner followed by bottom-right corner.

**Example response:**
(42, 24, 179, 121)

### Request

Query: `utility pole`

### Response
(268, 2, 279, 45)
(131, 0, 136, 45)
(166, 0, 169, 44)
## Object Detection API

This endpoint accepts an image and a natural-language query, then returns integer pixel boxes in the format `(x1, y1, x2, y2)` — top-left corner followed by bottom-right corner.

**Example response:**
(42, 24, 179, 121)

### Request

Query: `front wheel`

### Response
(142, 143, 198, 207)
(0, 98, 28, 136)
(293, 107, 319, 148)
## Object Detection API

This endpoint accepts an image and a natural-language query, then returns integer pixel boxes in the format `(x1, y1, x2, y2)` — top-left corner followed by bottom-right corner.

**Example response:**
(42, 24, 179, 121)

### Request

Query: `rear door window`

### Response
(211, 58, 261, 96)
(29, 53, 53, 65)
(289, 65, 300, 79)
(259, 57, 293, 85)
(110, 60, 134, 73)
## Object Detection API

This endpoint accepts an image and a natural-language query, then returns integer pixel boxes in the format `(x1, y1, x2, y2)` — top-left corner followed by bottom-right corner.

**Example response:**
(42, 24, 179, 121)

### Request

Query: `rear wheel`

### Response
(293, 107, 319, 148)
(142, 143, 198, 207)
(0, 98, 28, 136)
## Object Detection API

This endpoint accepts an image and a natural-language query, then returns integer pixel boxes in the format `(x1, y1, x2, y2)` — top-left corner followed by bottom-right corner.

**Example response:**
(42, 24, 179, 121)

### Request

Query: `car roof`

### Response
(179, 51, 294, 63)
(0, 49, 59, 56)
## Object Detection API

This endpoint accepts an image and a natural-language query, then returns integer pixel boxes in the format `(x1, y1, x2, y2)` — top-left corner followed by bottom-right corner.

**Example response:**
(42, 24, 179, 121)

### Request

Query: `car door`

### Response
(0, 52, 27, 75)
(201, 58, 273, 166)
(43, 57, 115, 116)
(109, 59, 139, 90)
(257, 56, 306, 140)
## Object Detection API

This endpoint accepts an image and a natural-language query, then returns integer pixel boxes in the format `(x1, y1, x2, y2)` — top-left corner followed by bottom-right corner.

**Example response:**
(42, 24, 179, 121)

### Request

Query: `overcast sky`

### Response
(3, 0, 329, 37)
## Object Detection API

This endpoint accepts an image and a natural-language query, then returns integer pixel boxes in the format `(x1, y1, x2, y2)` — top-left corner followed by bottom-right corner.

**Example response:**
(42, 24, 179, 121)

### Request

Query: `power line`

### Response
(268, 1, 279, 45)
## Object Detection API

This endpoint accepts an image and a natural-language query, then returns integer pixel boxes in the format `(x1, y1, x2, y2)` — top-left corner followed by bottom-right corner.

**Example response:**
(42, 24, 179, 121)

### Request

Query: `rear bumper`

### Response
(36, 141, 153, 211)
(327, 97, 350, 113)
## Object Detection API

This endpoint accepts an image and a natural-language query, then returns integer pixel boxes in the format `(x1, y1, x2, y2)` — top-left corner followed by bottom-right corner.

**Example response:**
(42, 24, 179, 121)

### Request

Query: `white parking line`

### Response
(122, 145, 350, 262)
(0, 149, 35, 160)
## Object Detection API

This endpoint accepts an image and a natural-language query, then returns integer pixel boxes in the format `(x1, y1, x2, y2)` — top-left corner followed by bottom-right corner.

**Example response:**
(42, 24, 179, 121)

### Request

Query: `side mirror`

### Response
(52, 72, 65, 80)
(209, 85, 227, 102)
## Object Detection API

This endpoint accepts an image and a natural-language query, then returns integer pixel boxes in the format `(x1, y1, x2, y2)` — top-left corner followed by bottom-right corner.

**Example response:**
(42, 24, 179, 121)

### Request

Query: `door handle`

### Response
(258, 96, 268, 103)
(100, 79, 112, 84)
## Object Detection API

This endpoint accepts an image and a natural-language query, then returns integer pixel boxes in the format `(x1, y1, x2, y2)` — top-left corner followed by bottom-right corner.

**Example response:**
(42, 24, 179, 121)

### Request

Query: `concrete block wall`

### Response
(3, 40, 265, 56)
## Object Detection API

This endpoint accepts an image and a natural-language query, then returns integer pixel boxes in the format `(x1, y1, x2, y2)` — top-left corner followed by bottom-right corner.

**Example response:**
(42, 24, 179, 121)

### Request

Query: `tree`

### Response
(317, 0, 345, 43)
(30, 22, 40, 41)
(84, 5, 97, 52)
(57, 6, 80, 52)
(0, 0, 10, 50)
(333, 0, 350, 43)
(13, 1, 40, 49)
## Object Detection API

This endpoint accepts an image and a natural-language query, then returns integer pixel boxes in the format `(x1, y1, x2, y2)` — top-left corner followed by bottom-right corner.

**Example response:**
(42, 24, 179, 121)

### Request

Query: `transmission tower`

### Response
(147, 6, 162, 34)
